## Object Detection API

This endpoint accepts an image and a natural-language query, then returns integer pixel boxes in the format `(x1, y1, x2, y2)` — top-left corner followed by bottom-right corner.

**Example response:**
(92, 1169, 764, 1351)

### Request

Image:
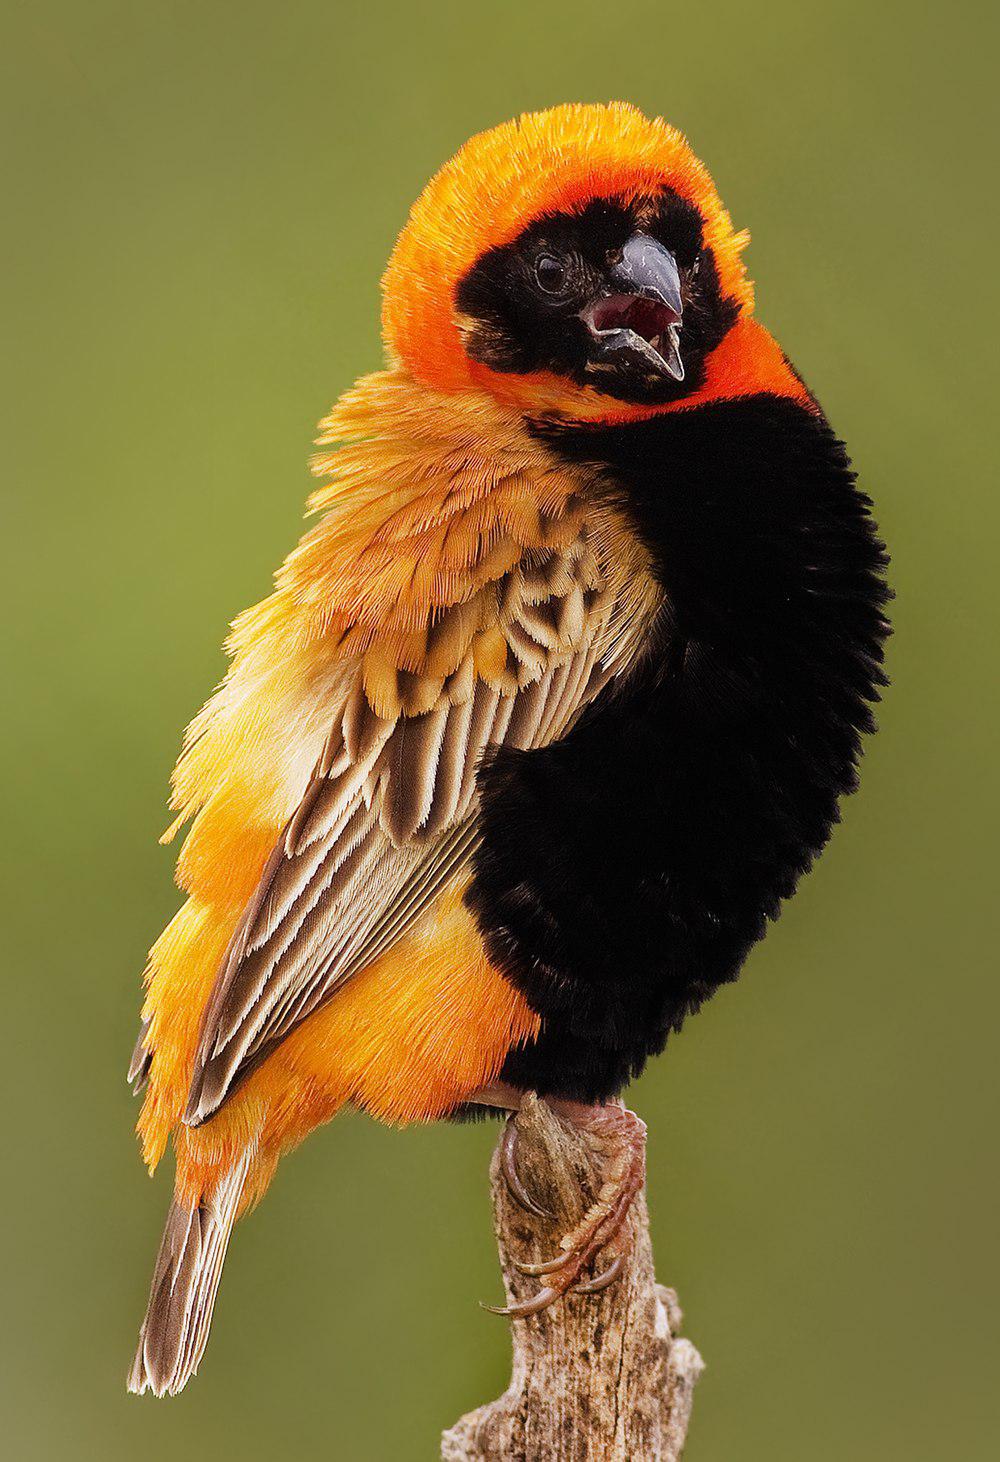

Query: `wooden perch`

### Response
(442, 1095, 703, 1461)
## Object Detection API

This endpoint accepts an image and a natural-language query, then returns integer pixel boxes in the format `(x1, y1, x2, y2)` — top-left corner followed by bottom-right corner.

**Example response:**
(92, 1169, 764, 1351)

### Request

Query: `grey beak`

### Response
(609, 235, 684, 320)
(581, 235, 685, 383)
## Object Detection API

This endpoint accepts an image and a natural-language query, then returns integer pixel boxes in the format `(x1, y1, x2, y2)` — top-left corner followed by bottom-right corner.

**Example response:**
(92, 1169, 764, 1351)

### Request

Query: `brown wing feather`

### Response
(183, 542, 620, 1127)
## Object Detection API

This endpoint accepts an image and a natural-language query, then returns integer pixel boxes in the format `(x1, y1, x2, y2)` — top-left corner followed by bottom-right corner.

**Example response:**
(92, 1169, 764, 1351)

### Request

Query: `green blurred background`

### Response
(3, 2, 998, 1457)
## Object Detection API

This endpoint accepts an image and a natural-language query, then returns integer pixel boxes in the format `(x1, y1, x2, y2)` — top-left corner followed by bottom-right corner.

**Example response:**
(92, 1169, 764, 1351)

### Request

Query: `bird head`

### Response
(382, 103, 806, 423)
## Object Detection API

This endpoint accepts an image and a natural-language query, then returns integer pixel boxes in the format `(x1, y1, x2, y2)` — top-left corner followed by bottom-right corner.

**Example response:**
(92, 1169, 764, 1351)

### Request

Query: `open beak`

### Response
(581, 235, 685, 382)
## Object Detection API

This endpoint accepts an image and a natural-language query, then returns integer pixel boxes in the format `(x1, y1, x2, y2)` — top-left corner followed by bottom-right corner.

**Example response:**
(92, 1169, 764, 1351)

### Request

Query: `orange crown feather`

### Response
(382, 102, 754, 397)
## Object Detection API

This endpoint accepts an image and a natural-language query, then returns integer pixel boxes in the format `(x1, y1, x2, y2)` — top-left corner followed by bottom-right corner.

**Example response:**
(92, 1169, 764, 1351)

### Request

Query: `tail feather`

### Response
(128, 1151, 251, 1397)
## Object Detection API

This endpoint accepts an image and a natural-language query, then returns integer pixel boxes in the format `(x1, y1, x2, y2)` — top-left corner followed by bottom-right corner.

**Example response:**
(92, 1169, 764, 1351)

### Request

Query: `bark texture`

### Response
(442, 1096, 703, 1461)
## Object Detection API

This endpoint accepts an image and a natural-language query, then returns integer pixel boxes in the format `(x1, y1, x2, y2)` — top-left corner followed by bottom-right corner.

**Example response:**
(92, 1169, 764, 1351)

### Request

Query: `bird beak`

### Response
(580, 235, 685, 382)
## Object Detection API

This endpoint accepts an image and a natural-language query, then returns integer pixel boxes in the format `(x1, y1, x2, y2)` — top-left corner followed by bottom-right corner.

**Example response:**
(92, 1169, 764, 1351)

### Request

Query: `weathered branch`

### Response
(442, 1096, 703, 1461)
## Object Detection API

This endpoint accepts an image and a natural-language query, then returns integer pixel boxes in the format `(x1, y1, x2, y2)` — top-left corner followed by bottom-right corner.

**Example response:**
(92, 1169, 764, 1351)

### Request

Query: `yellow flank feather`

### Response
(136, 367, 659, 1194)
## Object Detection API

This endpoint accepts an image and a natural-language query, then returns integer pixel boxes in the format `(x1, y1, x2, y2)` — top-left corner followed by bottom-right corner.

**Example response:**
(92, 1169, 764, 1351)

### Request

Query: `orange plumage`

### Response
(135, 376, 577, 1184)
(129, 102, 821, 1397)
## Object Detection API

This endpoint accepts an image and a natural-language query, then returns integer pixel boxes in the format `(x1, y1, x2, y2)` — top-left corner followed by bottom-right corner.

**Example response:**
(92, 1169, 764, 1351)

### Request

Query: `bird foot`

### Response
(484, 1100, 646, 1317)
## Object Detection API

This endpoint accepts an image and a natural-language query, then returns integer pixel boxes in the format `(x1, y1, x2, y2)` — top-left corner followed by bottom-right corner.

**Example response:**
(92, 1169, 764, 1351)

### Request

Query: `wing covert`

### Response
(132, 372, 663, 1127)
(183, 544, 616, 1125)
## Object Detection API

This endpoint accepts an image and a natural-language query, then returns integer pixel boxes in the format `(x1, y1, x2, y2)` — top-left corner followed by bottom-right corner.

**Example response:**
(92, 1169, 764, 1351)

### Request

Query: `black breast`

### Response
(466, 392, 891, 1104)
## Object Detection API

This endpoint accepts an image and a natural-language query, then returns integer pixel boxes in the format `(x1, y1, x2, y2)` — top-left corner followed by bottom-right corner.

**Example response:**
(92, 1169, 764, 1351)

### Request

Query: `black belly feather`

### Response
(466, 393, 891, 1103)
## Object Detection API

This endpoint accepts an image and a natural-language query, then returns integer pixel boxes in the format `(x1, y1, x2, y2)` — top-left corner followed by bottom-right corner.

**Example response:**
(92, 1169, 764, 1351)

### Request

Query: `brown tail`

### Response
(128, 1151, 251, 1397)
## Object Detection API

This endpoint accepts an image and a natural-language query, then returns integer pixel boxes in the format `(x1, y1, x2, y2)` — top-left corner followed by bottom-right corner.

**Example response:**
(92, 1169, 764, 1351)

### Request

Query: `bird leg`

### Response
(477, 1094, 647, 1318)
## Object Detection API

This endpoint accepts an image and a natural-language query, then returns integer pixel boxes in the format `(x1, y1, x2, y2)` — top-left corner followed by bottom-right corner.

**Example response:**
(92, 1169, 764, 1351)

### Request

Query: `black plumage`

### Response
(467, 394, 891, 1102)
(457, 190, 737, 406)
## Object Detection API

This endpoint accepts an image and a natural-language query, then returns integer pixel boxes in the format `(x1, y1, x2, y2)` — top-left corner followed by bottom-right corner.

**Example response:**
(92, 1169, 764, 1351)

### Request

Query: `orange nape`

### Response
(145, 879, 540, 1214)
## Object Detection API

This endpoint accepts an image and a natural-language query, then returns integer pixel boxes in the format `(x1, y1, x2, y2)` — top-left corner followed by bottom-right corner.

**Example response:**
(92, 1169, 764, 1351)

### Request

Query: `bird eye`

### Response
(534, 253, 568, 294)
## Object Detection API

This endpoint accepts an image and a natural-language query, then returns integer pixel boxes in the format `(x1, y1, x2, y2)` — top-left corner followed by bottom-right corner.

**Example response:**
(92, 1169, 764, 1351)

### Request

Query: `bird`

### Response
(127, 101, 890, 1396)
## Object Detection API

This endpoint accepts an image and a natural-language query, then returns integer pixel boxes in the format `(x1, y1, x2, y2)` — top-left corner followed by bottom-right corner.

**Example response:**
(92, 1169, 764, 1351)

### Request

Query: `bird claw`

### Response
(500, 1117, 552, 1219)
(497, 1250, 624, 1309)
(573, 1254, 625, 1294)
(485, 1102, 646, 1320)
(481, 1285, 561, 1319)
(512, 1252, 572, 1276)
(485, 1250, 625, 1315)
